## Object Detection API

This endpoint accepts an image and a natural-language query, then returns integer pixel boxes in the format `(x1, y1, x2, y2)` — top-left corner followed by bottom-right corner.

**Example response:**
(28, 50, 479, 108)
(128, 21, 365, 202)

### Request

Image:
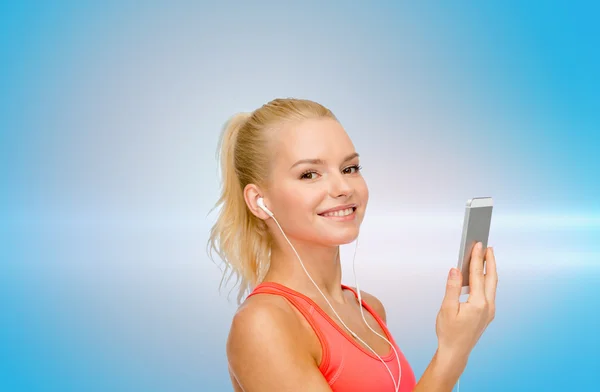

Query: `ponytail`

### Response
(207, 113, 272, 304)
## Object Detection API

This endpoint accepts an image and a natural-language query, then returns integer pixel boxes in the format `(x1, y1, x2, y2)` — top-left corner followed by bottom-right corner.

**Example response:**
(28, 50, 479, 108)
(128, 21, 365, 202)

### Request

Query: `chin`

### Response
(318, 228, 360, 246)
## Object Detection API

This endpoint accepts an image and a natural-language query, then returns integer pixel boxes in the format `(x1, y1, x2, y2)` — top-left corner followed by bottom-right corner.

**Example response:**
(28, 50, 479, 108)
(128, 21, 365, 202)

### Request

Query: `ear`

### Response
(243, 184, 271, 220)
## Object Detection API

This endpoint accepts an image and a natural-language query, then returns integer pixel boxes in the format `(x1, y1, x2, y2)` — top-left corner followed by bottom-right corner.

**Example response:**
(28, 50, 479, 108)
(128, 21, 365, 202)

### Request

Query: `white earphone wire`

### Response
(352, 236, 402, 391)
(268, 212, 402, 392)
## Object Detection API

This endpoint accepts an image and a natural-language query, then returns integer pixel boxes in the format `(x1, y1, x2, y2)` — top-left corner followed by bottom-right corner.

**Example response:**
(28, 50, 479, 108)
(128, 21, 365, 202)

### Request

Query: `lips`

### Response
(318, 204, 357, 216)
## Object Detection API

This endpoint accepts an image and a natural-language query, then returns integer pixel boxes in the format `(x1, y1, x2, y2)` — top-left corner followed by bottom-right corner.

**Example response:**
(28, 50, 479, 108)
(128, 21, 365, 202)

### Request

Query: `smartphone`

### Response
(457, 197, 493, 295)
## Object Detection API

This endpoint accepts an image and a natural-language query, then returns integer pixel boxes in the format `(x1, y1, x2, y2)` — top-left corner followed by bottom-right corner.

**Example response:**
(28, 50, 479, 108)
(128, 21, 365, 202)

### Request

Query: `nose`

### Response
(329, 171, 354, 198)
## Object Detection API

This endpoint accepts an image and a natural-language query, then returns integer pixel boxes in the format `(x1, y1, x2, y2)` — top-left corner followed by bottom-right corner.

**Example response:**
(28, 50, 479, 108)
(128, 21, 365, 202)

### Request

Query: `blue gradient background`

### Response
(1, 1, 599, 391)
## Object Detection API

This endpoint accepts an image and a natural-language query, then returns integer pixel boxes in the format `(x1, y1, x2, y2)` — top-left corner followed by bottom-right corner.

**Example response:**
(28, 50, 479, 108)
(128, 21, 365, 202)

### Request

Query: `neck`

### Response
(264, 238, 347, 303)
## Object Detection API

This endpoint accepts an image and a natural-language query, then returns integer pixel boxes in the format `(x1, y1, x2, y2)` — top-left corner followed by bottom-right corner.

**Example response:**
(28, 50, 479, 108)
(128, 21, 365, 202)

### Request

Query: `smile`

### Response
(318, 207, 357, 220)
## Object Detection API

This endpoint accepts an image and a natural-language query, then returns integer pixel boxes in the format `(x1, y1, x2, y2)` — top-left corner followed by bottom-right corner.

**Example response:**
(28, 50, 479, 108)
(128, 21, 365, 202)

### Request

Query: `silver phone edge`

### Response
(457, 204, 471, 289)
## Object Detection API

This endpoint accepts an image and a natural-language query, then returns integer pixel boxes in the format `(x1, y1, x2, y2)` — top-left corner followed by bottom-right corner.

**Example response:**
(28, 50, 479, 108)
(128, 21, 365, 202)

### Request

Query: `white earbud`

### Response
(257, 197, 274, 217)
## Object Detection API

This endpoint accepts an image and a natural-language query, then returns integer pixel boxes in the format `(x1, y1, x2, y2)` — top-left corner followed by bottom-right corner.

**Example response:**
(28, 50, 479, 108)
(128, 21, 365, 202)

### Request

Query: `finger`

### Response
(468, 242, 486, 303)
(441, 268, 462, 314)
(484, 247, 498, 303)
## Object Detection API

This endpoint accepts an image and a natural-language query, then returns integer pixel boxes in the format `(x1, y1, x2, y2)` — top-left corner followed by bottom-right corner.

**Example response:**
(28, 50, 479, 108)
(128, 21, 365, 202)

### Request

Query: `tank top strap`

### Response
(341, 284, 381, 320)
(247, 282, 331, 372)
(340, 284, 398, 347)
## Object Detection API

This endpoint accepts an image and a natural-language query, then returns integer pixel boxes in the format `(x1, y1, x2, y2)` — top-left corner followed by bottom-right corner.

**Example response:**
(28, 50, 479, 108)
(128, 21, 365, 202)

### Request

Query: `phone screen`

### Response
(458, 204, 493, 288)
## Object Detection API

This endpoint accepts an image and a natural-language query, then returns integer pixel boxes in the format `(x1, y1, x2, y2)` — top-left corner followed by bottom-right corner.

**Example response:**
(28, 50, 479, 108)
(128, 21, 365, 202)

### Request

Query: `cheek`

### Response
(275, 188, 325, 239)
(296, 188, 326, 215)
(277, 187, 323, 217)
(356, 178, 369, 203)
(363, 182, 370, 201)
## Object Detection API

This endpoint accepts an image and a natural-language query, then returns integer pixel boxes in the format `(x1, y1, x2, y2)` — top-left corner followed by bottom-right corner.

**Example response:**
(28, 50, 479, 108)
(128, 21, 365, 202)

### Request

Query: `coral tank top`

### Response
(247, 282, 416, 391)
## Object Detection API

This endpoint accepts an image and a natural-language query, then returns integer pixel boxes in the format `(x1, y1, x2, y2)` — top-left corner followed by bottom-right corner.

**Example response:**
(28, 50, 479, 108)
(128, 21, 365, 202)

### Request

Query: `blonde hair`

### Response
(207, 98, 337, 304)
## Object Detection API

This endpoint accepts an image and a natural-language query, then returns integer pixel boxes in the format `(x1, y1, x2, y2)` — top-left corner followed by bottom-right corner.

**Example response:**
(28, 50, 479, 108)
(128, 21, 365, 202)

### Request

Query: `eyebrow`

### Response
(289, 152, 360, 170)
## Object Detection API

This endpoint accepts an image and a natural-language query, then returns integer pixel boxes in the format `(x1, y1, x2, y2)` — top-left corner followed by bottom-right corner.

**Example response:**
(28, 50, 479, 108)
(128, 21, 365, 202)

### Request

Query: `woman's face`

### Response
(265, 117, 369, 247)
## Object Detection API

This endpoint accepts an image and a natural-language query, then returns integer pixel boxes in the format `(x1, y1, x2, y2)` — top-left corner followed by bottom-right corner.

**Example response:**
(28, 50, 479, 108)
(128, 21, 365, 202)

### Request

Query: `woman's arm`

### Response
(412, 349, 469, 392)
(414, 244, 498, 391)
(367, 244, 497, 391)
(226, 297, 333, 392)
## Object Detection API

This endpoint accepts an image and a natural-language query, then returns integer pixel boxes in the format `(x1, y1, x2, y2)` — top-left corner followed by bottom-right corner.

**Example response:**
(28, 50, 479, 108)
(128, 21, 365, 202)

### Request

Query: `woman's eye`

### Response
(300, 171, 318, 180)
(343, 164, 362, 174)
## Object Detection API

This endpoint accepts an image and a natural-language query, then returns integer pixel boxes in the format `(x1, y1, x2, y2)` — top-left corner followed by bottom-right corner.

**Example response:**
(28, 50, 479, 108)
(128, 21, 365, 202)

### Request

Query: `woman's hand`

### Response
(436, 242, 497, 362)
(413, 243, 497, 391)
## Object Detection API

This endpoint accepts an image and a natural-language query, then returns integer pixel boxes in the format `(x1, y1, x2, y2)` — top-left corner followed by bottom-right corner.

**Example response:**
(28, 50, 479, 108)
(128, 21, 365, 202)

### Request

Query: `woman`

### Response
(208, 98, 497, 391)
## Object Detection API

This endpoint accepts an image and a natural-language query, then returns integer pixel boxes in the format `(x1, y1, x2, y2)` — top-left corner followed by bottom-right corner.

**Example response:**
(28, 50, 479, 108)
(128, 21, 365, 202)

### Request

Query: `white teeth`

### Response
(322, 207, 354, 217)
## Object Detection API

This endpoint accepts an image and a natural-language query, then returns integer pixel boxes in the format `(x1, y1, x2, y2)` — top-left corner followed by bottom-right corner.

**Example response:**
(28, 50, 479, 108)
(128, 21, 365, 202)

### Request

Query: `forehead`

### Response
(274, 117, 355, 163)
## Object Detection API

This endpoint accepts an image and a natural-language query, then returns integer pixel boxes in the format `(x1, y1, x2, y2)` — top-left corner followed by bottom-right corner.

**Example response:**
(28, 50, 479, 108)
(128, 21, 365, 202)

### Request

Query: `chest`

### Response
(314, 297, 393, 358)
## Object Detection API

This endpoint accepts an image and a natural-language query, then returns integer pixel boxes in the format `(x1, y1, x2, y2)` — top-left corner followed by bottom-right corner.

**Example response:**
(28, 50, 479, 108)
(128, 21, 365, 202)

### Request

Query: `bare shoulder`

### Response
(348, 287, 387, 323)
(227, 294, 300, 357)
(226, 294, 331, 391)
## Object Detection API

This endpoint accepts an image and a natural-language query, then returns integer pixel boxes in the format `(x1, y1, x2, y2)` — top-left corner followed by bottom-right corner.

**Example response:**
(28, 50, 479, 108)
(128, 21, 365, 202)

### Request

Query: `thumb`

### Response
(442, 268, 462, 312)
